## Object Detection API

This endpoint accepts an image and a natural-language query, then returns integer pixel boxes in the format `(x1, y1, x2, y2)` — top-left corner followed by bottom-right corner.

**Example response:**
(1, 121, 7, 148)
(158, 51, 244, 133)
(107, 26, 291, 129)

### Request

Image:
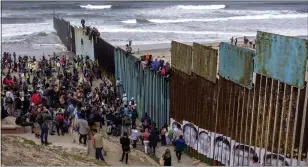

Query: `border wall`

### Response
(170, 33, 308, 166)
(53, 16, 73, 52)
(73, 26, 95, 60)
(53, 16, 169, 129)
(115, 48, 170, 128)
(94, 38, 115, 77)
(53, 16, 308, 166)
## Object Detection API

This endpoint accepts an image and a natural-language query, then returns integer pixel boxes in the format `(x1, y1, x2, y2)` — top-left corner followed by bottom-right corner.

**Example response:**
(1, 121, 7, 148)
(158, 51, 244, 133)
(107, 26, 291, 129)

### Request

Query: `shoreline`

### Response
(117, 34, 308, 62)
(118, 35, 308, 52)
(3, 34, 307, 61)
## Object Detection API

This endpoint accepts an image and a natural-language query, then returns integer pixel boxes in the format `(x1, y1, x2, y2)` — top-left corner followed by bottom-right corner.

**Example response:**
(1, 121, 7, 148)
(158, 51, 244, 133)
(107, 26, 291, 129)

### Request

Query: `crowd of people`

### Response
(139, 54, 171, 80)
(230, 36, 256, 49)
(81, 19, 100, 43)
(1, 51, 185, 165)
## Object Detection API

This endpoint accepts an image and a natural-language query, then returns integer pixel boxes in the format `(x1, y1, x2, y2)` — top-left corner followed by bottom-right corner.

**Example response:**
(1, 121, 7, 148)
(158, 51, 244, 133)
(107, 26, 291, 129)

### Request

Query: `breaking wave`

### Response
(80, 4, 112, 10)
(176, 5, 226, 10)
(148, 13, 308, 23)
(97, 27, 256, 36)
(2, 31, 56, 44)
(121, 19, 151, 24)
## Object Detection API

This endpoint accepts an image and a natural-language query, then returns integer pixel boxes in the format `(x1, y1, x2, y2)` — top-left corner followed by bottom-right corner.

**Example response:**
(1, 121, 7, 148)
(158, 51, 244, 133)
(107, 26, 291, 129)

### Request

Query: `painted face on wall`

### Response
(198, 132, 211, 154)
(183, 125, 197, 147)
(172, 122, 179, 131)
(214, 139, 230, 165)
(233, 149, 255, 166)
(265, 156, 289, 166)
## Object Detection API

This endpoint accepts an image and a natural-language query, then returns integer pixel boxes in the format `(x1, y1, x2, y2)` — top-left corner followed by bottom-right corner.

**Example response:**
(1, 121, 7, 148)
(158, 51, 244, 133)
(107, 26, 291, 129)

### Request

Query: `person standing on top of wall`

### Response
(125, 44, 132, 56)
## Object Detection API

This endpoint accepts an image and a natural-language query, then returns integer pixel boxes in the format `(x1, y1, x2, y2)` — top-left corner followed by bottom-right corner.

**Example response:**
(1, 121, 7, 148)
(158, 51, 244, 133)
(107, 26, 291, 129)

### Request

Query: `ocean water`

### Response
(2, 1, 308, 56)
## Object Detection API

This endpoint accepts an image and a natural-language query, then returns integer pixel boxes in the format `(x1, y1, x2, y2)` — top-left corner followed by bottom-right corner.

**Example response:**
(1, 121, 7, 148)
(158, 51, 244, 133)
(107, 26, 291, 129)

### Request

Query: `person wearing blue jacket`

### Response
(175, 135, 186, 163)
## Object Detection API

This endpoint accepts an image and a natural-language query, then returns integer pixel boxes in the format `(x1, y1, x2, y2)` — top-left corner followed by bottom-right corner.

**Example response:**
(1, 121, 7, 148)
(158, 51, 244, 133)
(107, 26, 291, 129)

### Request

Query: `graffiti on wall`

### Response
(171, 118, 307, 166)
(170, 37, 308, 166)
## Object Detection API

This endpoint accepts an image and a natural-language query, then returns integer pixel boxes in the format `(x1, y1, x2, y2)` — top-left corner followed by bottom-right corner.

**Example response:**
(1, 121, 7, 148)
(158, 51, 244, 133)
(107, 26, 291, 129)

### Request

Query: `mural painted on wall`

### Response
(213, 135, 231, 165)
(198, 128, 212, 158)
(74, 27, 95, 60)
(171, 119, 182, 131)
(171, 118, 308, 166)
(182, 121, 198, 151)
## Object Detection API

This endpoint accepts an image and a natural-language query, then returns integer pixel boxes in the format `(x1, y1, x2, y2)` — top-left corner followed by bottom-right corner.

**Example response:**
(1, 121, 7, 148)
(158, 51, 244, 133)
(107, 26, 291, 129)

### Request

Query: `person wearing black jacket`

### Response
(149, 128, 159, 155)
(14, 92, 23, 117)
(120, 132, 131, 164)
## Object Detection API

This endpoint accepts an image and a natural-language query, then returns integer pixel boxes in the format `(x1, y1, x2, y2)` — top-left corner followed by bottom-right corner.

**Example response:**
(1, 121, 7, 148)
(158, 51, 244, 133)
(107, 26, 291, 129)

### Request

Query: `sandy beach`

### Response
(118, 36, 256, 62)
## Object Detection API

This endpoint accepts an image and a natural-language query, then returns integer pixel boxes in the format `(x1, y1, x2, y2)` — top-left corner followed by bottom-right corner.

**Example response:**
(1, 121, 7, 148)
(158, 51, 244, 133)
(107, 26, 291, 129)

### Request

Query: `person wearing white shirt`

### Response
(131, 126, 139, 148)
(123, 93, 128, 106)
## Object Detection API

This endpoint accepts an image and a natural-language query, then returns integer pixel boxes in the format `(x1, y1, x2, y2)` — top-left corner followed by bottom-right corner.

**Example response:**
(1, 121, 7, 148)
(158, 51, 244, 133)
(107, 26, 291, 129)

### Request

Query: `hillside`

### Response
(1, 135, 107, 166)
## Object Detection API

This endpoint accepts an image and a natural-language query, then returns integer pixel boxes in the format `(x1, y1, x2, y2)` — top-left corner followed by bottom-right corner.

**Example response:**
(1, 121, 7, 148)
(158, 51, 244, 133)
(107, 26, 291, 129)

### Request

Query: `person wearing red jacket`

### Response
(31, 90, 41, 105)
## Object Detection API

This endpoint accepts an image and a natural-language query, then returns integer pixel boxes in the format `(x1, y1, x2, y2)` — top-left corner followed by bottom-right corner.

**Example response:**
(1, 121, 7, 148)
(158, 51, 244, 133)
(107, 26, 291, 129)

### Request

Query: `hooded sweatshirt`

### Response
(77, 118, 90, 135)
(149, 129, 159, 147)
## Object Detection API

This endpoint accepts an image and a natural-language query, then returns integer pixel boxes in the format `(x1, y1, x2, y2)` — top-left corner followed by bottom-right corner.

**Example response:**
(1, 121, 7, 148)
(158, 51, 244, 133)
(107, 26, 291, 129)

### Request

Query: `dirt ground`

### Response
(1, 135, 107, 166)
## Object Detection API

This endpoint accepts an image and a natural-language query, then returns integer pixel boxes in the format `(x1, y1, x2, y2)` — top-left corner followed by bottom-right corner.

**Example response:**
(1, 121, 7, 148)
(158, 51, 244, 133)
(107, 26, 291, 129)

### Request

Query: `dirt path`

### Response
(1, 135, 107, 166)
(2, 126, 157, 166)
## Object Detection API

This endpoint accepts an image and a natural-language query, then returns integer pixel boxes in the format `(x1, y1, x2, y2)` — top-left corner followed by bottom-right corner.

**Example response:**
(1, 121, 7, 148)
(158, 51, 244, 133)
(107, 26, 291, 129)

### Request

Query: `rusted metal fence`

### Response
(53, 16, 308, 166)
(94, 37, 115, 77)
(70, 25, 76, 54)
(170, 34, 308, 166)
(115, 48, 170, 129)
(53, 16, 72, 52)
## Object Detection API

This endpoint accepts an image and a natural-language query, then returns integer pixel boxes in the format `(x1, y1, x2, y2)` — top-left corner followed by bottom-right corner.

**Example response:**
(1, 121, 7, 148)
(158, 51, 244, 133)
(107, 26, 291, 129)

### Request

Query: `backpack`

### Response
(5, 96, 13, 104)
(36, 114, 44, 125)
(32, 93, 41, 105)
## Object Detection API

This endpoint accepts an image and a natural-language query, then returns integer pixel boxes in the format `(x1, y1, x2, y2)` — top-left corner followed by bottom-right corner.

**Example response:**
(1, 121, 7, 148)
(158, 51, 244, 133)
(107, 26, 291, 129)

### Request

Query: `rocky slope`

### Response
(1, 135, 107, 166)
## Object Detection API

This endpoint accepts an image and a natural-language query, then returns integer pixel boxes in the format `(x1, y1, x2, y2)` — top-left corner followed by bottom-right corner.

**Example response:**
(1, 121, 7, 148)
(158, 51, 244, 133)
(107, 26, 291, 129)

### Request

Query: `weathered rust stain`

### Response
(255, 31, 308, 89)
(192, 43, 218, 83)
(171, 41, 193, 75)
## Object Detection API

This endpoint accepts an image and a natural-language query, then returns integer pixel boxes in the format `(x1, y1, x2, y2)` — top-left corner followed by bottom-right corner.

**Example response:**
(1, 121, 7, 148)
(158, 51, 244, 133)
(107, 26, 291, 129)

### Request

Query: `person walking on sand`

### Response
(92, 129, 105, 162)
(149, 127, 159, 155)
(143, 128, 150, 154)
(120, 132, 131, 164)
(36, 106, 52, 145)
(160, 123, 168, 146)
(77, 113, 90, 146)
(131, 125, 139, 148)
(162, 149, 172, 166)
(175, 135, 186, 163)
